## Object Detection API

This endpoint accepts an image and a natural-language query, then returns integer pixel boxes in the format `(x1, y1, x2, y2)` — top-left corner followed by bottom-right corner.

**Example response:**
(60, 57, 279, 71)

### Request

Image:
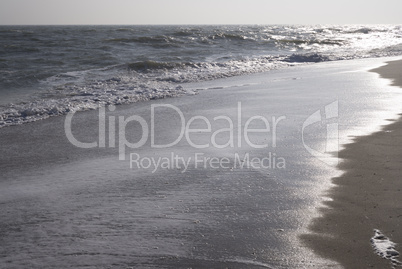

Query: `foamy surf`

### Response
(0, 56, 292, 128)
(1, 24, 402, 128)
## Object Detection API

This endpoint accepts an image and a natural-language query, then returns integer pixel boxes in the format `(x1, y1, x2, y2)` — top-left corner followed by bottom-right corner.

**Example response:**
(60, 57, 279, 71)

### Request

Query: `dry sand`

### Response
(301, 60, 402, 268)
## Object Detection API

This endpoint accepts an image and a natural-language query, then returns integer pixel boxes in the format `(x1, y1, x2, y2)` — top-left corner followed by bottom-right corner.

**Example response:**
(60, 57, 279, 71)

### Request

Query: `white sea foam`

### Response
(0, 57, 291, 128)
(0, 82, 188, 127)
(371, 229, 402, 268)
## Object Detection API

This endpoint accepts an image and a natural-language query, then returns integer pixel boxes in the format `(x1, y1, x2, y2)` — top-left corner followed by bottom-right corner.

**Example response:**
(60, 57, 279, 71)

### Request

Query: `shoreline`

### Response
(301, 60, 402, 268)
(1, 57, 401, 268)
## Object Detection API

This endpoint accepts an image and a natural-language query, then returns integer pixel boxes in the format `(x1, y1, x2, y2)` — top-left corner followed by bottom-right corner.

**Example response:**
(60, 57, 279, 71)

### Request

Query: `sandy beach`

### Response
(302, 60, 402, 268)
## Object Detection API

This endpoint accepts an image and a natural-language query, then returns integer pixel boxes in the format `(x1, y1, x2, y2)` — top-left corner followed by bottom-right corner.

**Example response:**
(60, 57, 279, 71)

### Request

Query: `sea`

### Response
(1, 24, 402, 127)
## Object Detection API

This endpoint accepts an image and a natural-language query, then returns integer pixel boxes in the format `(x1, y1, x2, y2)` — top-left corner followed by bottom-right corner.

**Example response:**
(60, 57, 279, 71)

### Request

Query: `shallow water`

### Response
(1, 57, 402, 268)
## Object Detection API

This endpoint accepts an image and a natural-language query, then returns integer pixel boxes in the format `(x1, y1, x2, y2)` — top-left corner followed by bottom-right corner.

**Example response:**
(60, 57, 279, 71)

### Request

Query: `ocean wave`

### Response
(105, 35, 182, 44)
(0, 83, 188, 128)
(284, 53, 332, 63)
(345, 26, 393, 35)
(126, 61, 201, 72)
(0, 56, 290, 128)
(171, 30, 198, 37)
(277, 38, 345, 46)
(1, 24, 402, 128)
(371, 43, 402, 56)
(348, 27, 373, 34)
(209, 33, 252, 41)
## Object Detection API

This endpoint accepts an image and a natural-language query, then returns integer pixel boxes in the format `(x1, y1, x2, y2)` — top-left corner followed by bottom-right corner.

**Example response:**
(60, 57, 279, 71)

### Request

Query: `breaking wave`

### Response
(0, 24, 402, 128)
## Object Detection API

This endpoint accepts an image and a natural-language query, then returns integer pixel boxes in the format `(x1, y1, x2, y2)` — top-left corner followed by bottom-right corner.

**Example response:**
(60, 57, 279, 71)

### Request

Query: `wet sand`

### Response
(302, 60, 402, 268)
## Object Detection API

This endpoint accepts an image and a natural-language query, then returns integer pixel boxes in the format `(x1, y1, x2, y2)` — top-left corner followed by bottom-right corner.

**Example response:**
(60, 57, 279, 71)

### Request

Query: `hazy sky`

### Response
(0, 0, 401, 25)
